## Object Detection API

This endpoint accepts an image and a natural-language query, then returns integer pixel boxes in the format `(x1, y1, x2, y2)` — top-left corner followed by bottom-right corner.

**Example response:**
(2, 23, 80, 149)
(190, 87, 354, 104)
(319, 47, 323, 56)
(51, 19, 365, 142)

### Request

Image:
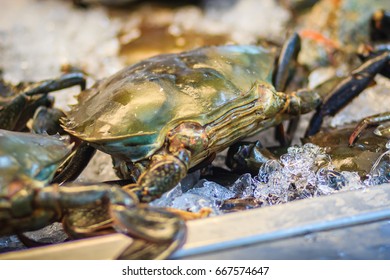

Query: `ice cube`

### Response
(171, 193, 221, 215)
(316, 168, 346, 193)
(151, 179, 234, 215)
(150, 183, 183, 207)
(257, 159, 282, 183)
(229, 173, 255, 198)
(188, 180, 235, 202)
(364, 150, 390, 186)
(341, 171, 366, 191)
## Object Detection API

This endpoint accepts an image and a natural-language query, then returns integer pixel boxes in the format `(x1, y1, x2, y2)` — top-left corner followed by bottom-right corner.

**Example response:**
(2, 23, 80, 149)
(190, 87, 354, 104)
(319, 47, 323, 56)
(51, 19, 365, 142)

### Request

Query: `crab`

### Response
(295, 0, 390, 70)
(49, 32, 389, 203)
(0, 73, 97, 184)
(0, 129, 186, 258)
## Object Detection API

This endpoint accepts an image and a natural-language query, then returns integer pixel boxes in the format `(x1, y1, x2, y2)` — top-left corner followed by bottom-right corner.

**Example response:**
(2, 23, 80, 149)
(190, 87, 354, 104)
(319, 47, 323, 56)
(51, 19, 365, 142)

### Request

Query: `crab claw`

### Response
(110, 205, 186, 244)
(305, 51, 390, 137)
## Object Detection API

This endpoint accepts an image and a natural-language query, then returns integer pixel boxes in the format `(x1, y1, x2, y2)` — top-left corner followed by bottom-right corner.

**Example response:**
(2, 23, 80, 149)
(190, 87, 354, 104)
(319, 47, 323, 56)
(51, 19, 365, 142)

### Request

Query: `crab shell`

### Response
(0, 130, 72, 189)
(63, 45, 286, 169)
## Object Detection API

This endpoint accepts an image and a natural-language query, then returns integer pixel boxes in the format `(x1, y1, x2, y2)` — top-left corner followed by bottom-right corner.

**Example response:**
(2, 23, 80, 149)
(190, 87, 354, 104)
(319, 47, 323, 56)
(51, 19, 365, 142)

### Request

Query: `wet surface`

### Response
(306, 125, 390, 177)
(1, 0, 390, 257)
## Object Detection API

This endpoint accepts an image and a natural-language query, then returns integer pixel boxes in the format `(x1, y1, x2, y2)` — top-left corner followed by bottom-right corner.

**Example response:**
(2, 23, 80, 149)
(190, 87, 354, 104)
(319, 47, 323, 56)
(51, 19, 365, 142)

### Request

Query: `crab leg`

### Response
(274, 32, 301, 92)
(0, 73, 87, 131)
(226, 141, 279, 174)
(52, 142, 96, 184)
(1, 183, 132, 236)
(3, 182, 185, 243)
(140, 155, 188, 200)
(31, 107, 66, 135)
(349, 112, 390, 145)
(273, 32, 302, 146)
(227, 87, 322, 173)
(109, 205, 186, 243)
(126, 123, 208, 202)
(23, 72, 86, 96)
(0, 94, 52, 130)
(65, 201, 186, 243)
(305, 51, 390, 137)
(359, 43, 390, 78)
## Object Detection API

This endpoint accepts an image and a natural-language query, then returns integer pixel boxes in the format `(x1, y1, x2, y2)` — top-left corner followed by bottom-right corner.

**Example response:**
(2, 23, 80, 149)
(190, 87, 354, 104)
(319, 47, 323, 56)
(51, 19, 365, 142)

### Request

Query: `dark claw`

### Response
(274, 117, 300, 146)
(273, 32, 301, 145)
(32, 106, 66, 135)
(52, 142, 96, 184)
(273, 32, 301, 92)
(226, 141, 277, 175)
(23, 72, 86, 96)
(305, 51, 390, 137)
(0, 73, 86, 132)
(305, 109, 325, 138)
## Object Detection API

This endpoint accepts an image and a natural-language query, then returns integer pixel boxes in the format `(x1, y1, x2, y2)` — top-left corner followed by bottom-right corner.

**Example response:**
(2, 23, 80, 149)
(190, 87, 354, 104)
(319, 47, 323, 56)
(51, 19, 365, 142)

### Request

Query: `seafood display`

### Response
(0, 0, 389, 259)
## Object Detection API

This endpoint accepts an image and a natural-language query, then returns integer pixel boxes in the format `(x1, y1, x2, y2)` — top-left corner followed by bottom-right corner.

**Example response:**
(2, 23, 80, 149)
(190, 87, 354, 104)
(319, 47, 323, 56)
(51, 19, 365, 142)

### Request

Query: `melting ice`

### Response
(153, 143, 390, 215)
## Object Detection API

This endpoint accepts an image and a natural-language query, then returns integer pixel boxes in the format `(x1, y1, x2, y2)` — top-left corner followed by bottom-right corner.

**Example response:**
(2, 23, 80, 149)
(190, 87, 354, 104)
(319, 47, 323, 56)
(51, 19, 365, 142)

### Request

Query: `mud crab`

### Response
(47, 32, 389, 203)
(295, 0, 390, 69)
(0, 73, 97, 183)
(0, 129, 186, 258)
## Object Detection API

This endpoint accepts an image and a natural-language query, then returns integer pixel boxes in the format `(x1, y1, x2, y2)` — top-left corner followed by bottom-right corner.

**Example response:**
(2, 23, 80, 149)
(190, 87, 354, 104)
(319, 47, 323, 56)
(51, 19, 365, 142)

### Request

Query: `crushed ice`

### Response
(153, 143, 390, 215)
(151, 179, 235, 215)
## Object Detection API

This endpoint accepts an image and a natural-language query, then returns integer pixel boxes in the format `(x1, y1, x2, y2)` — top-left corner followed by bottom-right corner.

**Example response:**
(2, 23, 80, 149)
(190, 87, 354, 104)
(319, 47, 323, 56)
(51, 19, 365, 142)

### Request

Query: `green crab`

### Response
(55, 33, 390, 202)
(0, 129, 186, 258)
(0, 73, 98, 184)
(296, 0, 390, 70)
